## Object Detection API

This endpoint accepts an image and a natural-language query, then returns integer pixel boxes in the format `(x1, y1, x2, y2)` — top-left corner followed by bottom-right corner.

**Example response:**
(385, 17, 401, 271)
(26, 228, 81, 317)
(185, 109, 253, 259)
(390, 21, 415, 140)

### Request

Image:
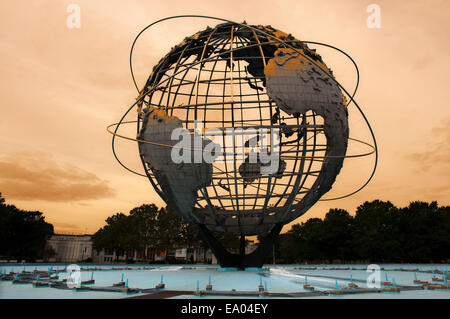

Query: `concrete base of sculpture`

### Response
(197, 223, 283, 269)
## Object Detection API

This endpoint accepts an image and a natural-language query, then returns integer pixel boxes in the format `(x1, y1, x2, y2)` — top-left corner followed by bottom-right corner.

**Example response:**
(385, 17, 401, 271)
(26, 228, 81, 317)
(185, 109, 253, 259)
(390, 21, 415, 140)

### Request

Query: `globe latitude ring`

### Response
(106, 120, 375, 159)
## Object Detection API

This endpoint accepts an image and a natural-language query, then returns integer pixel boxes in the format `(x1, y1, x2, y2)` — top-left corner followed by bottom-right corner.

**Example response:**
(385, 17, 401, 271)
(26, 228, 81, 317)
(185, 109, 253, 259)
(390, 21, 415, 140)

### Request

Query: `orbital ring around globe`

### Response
(107, 120, 375, 158)
(109, 15, 378, 208)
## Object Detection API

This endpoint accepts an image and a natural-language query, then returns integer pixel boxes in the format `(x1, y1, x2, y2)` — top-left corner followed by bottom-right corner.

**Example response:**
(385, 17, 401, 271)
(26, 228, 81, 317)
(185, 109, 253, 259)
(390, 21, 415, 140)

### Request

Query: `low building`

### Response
(46, 234, 93, 263)
(46, 234, 219, 264)
(174, 247, 217, 264)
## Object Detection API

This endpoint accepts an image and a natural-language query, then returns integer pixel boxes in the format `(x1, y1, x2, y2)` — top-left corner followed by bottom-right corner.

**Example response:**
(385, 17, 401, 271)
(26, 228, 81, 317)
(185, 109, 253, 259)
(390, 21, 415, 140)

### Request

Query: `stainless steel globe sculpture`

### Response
(113, 19, 364, 268)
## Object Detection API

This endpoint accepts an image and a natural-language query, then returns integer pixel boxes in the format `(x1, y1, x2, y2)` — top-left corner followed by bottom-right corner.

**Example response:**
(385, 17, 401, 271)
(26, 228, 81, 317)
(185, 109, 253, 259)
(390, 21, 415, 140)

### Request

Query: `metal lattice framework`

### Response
(108, 16, 377, 237)
(134, 22, 339, 236)
(108, 16, 378, 267)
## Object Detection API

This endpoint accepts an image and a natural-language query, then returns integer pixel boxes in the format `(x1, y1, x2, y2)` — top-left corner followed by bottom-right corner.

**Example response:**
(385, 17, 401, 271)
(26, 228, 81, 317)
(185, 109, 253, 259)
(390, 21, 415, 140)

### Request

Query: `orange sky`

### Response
(0, 0, 449, 234)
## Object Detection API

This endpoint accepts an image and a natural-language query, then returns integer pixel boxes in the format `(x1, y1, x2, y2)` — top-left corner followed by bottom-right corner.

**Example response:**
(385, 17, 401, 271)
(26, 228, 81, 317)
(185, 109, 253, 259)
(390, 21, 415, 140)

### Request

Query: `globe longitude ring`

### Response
(108, 16, 378, 268)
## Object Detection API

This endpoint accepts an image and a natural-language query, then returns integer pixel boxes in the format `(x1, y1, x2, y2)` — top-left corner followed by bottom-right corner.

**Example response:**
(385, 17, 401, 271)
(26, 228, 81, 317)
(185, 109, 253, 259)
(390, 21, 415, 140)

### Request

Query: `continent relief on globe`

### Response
(138, 107, 217, 221)
(264, 47, 349, 222)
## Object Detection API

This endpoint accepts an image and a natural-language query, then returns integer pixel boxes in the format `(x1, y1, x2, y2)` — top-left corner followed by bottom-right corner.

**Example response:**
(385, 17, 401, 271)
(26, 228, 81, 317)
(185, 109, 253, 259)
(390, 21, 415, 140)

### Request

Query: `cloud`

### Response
(0, 151, 116, 202)
(407, 118, 450, 173)
(413, 55, 435, 70)
(420, 185, 450, 198)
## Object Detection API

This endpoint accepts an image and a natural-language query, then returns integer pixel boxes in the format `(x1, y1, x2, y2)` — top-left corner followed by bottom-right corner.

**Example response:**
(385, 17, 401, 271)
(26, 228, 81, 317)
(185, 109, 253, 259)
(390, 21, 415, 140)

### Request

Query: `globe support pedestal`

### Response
(198, 223, 283, 269)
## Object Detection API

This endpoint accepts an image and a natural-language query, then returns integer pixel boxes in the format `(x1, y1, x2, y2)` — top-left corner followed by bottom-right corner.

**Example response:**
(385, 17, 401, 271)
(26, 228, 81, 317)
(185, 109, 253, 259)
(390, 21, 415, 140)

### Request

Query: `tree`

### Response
(397, 201, 450, 263)
(156, 206, 185, 252)
(92, 212, 133, 261)
(352, 200, 400, 262)
(0, 193, 54, 260)
(321, 209, 354, 262)
(91, 204, 205, 263)
(129, 204, 159, 250)
(276, 224, 304, 264)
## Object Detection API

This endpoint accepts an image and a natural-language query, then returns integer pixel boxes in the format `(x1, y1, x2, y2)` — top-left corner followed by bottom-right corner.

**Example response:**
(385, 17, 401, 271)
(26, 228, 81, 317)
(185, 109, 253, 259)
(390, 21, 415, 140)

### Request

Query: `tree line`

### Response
(1, 190, 449, 264)
(92, 204, 203, 262)
(93, 199, 450, 264)
(270, 200, 450, 264)
(0, 192, 54, 261)
(91, 204, 244, 263)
